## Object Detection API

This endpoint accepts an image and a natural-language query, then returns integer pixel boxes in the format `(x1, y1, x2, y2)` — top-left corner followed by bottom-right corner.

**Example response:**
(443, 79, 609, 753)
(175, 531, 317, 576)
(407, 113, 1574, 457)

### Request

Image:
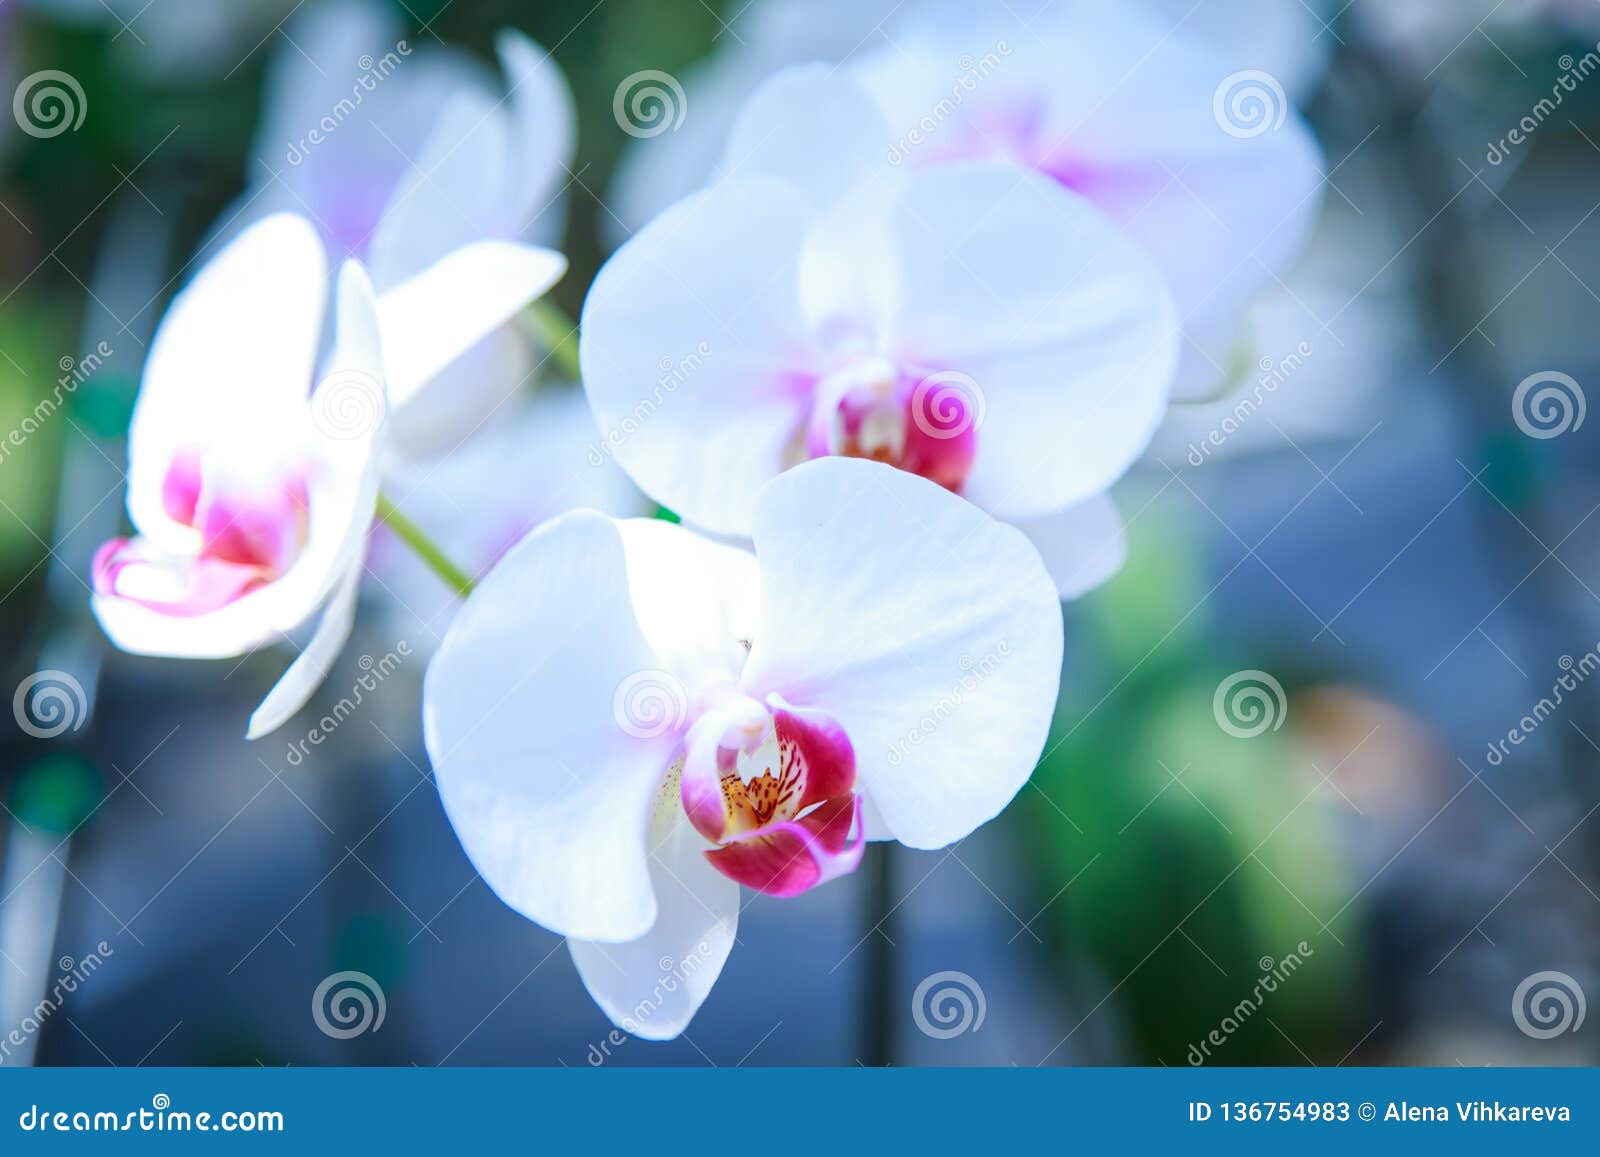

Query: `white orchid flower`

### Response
(220, 0, 573, 455)
(424, 457, 1063, 1039)
(91, 213, 385, 740)
(581, 66, 1178, 598)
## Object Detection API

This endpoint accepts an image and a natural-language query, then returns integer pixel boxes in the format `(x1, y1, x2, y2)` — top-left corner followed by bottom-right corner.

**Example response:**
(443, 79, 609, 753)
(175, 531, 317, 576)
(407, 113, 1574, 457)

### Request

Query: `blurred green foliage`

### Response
(0, 305, 68, 585)
(1027, 511, 1363, 1065)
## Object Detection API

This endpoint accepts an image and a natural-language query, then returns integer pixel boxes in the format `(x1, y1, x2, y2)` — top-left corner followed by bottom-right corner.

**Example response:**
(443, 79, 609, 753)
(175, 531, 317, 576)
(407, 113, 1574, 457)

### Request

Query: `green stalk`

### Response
(376, 491, 475, 600)
(527, 298, 582, 382)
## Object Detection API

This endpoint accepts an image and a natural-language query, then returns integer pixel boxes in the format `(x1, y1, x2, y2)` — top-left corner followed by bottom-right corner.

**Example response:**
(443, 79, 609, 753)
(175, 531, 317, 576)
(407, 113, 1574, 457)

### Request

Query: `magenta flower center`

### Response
(804, 357, 978, 492)
(678, 695, 866, 897)
(93, 446, 311, 617)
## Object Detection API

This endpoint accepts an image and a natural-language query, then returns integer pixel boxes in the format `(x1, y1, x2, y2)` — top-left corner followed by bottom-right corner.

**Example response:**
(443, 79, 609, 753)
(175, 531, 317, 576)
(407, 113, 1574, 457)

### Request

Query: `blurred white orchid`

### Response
(1139, 0, 1336, 100)
(582, 67, 1178, 598)
(605, 0, 1322, 404)
(604, 0, 906, 244)
(850, 0, 1324, 402)
(218, 0, 573, 457)
(424, 457, 1062, 1039)
(91, 214, 387, 740)
(371, 386, 652, 643)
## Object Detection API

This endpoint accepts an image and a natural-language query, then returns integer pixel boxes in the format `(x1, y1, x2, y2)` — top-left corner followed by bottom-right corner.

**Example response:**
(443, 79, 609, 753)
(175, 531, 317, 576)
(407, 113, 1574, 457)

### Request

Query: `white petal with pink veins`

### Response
(94, 255, 388, 737)
(127, 213, 327, 555)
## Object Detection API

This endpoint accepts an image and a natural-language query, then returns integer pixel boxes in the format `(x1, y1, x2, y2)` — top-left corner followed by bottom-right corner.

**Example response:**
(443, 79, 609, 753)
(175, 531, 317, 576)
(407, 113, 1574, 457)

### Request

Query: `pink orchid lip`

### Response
(803, 359, 977, 492)
(680, 695, 866, 897)
(94, 445, 311, 618)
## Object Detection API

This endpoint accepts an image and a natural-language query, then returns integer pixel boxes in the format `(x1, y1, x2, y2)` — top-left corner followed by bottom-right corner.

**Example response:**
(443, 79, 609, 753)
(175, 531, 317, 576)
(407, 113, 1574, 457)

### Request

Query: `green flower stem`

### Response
(527, 297, 582, 382)
(376, 491, 475, 600)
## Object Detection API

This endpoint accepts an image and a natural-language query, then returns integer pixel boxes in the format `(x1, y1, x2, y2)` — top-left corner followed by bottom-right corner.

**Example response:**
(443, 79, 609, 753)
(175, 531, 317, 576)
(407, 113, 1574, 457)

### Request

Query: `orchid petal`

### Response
(246, 563, 362, 740)
(580, 177, 820, 535)
(705, 793, 864, 897)
(127, 213, 327, 554)
(496, 29, 576, 228)
(886, 162, 1179, 519)
(614, 518, 760, 694)
(741, 458, 1062, 849)
(368, 90, 513, 289)
(568, 811, 737, 1041)
(423, 512, 677, 942)
(385, 325, 530, 461)
(1010, 493, 1128, 600)
(722, 63, 894, 213)
(374, 386, 650, 636)
(375, 239, 565, 407)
